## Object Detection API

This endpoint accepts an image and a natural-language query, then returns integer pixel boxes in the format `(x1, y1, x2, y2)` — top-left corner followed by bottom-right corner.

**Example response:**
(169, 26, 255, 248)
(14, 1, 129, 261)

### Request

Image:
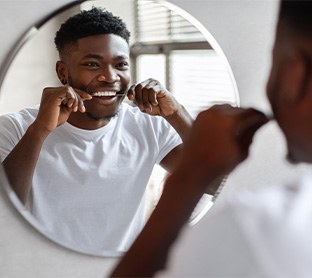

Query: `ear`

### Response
(56, 61, 68, 85)
(282, 50, 309, 105)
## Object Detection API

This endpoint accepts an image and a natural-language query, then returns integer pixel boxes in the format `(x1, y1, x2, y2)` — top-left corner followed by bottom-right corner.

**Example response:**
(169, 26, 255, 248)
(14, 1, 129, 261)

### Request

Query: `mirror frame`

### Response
(0, 0, 239, 257)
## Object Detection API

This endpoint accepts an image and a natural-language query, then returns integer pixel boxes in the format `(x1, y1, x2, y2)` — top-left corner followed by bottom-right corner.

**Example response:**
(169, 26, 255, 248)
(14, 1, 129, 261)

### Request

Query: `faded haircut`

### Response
(279, 0, 312, 37)
(54, 7, 131, 53)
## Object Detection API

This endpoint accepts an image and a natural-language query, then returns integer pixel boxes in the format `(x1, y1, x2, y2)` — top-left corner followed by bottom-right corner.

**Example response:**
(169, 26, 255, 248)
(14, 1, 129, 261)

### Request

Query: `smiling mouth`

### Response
(90, 90, 126, 97)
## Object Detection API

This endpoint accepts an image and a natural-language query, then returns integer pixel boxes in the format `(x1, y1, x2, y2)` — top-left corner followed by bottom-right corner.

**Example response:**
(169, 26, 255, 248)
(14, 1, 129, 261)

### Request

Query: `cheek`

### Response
(266, 47, 280, 112)
(266, 68, 278, 114)
(68, 71, 95, 88)
(266, 79, 273, 106)
(122, 71, 131, 85)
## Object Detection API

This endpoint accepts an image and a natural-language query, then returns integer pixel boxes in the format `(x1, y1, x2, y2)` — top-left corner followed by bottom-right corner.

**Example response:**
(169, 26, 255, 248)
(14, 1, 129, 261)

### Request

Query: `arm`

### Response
(163, 104, 193, 142)
(127, 79, 225, 194)
(111, 166, 219, 277)
(160, 104, 193, 173)
(2, 86, 91, 204)
(110, 104, 269, 277)
(3, 122, 50, 204)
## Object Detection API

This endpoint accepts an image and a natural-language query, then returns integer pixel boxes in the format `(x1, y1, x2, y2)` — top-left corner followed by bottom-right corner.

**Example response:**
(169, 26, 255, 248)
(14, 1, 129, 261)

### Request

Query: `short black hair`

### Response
(54, 7, 131, 53)
(279, 0, 312, 36)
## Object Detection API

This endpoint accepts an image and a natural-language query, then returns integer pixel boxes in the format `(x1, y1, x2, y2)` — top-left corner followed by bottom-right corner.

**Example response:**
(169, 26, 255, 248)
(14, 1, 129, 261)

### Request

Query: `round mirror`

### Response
(0, 0, 239, 257)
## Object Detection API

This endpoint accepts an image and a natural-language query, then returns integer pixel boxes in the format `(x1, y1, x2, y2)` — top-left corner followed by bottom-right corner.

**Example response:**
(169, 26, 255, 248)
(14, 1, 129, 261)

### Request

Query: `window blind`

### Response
(135, 0, 206, 43)
(170, 50, 238, 117)
(133, 0, 238, 118)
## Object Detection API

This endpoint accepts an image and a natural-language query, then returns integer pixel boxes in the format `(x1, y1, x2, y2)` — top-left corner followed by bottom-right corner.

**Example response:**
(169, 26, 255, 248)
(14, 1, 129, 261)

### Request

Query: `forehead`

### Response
(63, 34, 129, 59)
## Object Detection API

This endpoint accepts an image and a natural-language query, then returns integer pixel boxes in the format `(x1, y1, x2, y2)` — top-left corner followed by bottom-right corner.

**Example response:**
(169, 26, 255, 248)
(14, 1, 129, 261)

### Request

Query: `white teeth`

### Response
(92, 91, 117, 96)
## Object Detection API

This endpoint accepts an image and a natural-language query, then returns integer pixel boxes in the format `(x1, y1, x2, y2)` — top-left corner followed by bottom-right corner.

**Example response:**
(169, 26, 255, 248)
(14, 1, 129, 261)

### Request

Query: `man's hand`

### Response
(111, 105, 269, 277)
(127, 78, 193, 172)
(178, 104, 270, 188)
(2, 86, 91, 204)
(34, 86, 92, 133)
(127, 78, 179, 117)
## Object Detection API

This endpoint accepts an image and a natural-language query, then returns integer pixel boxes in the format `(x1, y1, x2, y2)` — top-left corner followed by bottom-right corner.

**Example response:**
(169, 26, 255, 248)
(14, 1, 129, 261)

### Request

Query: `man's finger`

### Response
(63, 86, 76, 108)
(235, 110, 270, 150)
(127, 84, 136, 101)
(73, 88, 93, 101)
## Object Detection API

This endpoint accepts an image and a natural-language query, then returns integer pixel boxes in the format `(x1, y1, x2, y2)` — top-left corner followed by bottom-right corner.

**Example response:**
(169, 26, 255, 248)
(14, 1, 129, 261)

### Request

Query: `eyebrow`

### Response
(82, 54, 129, 60)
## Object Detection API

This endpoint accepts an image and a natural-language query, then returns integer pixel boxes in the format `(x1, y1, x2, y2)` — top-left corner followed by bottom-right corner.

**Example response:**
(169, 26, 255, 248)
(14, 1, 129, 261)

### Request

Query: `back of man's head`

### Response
(279, 0, 312, 37)
(54, 7, 131, 53)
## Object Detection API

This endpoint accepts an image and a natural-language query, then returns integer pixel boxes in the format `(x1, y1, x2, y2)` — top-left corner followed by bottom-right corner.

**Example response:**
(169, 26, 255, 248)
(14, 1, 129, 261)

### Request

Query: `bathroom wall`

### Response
(1, 1, 310, 277)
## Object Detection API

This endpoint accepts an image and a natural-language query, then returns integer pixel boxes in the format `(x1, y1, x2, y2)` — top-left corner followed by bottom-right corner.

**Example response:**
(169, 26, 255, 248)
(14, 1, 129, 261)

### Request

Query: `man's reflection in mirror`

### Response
(0, 7, 195, 254)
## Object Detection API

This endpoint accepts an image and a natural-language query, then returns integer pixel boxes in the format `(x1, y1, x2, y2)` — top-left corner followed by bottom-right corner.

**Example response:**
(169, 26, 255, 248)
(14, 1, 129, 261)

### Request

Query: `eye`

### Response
(116, 62, 129, 70)
(82, 62, 100, 68)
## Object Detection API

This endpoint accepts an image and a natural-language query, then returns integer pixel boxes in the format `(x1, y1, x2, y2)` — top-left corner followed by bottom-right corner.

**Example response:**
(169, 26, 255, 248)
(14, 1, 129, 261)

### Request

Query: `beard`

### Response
(84, 110, 119, 121)
(67, 75, 126, 122)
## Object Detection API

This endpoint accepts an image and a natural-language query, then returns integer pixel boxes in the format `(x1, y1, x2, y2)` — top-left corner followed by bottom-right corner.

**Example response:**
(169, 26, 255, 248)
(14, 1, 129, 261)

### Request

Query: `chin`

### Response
(92, 104, 121, 119)
(85, 102, 121, 116)
(286, 152, 300, 164)
(286, 150, 312, 165)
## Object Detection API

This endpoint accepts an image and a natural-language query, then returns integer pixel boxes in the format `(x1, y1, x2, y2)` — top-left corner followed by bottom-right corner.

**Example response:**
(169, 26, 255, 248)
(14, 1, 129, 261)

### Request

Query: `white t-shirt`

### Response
(159, 175, 312, 277)
(0, 102, 182, 256)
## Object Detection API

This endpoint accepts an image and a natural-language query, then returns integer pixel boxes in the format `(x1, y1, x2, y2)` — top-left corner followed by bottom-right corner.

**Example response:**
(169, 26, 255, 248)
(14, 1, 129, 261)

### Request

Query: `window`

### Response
(131, 1, 238, 216)
(131, 0, 237, 118)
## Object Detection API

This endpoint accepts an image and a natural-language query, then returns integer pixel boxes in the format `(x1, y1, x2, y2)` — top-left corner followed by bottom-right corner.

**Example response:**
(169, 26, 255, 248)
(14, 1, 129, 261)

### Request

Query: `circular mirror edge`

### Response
(35, 1, 85, 29)
(0, 0, 240, 257)
(154, 0, 240, 108)
(0, 27, 38, 93)
(0, 1, 85, 99)
(0, 0, 125, 258)
(155, 0, 240, 216)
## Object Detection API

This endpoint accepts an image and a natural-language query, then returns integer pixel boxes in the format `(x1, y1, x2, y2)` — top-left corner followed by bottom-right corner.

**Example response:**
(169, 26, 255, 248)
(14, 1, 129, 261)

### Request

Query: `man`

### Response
(111, 0, 312, 276)
(0, 8, 194, 254)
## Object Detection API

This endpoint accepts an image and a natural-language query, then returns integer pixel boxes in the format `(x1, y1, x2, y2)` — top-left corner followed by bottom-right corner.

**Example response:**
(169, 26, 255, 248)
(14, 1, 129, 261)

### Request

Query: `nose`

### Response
(97, 66, 120, 83)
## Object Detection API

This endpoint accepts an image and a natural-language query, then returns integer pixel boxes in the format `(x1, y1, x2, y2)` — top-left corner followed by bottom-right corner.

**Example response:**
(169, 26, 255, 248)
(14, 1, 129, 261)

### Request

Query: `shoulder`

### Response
(0, 106, 39, 129)
(231, 176, 311, 220)
(219, 177, 312, 274)
(218, 177, 312, 239)
(0, 106, 38, 120)
(162, 177, 312, 277)
(233, 177, 312, 274)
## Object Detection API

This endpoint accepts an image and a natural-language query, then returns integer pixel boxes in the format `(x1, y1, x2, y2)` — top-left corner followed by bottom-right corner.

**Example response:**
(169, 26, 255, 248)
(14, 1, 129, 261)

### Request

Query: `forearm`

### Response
(2, 123, 49, 204)
(111, 166, 216, 277)
(112, 105, 267, 276)
(164, 105, 193, 142)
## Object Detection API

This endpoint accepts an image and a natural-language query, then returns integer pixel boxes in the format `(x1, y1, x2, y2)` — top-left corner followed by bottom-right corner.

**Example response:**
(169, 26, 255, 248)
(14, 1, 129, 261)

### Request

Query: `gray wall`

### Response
(1, 0, 310, 277)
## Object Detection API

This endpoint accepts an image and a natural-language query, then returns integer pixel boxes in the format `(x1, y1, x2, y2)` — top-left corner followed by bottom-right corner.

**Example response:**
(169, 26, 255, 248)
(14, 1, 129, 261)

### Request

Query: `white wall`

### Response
(1, 0, 310, 277)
